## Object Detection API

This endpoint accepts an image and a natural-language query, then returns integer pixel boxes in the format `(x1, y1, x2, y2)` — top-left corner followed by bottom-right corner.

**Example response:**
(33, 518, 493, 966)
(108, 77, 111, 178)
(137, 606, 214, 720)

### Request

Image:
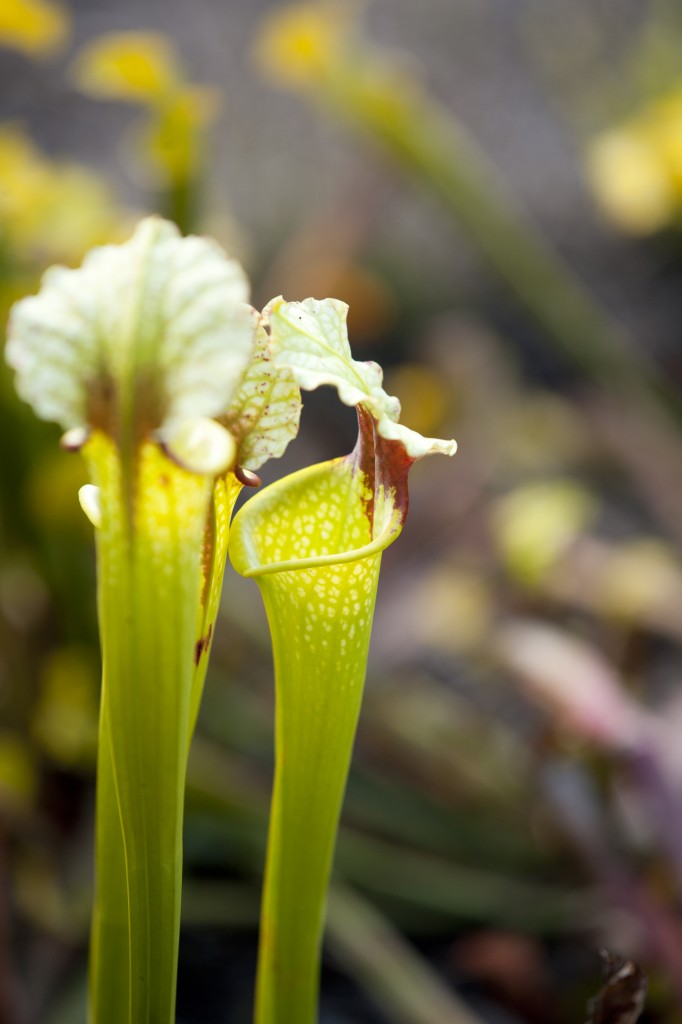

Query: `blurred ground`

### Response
(1, 1, 682, 1022)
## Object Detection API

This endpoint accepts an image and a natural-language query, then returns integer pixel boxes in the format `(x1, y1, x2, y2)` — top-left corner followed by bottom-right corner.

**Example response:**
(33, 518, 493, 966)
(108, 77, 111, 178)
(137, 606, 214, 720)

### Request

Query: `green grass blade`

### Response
(327, 883, 485, 1024)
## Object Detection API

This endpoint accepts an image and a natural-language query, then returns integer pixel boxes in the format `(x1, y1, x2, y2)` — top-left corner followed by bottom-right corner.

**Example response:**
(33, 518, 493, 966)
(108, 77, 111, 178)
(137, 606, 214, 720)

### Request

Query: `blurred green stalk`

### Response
(327, 883, 484, 1024)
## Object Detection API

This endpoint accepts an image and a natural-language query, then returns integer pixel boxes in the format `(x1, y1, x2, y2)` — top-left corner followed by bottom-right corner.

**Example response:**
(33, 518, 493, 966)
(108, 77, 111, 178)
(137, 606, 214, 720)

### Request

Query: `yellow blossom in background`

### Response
(254, 0, 417, 130)
(492, 480, 596, 586)
(71, 31, 221, 198)
(0, 125, 132, 264)
(256, 0, 428, 136)
(254, 1, 355, 87)
(598, 539, 682, 625)
(587, 87, 682, 234)
(588, 128, 676, 234)
(71, 31, 179, 104)
(0, 0, 69, 57)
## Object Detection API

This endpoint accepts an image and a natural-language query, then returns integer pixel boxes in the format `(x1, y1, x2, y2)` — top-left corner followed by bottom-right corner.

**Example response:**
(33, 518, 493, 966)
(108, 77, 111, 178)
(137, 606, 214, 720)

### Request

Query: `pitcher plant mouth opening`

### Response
(232, 407, 415, 578)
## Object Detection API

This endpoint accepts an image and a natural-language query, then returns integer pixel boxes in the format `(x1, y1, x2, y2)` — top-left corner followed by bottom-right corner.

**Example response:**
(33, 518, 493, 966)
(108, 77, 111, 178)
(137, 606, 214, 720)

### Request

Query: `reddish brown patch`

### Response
(587, 951, 647, 1024)
(86, 372, 118, 436)
(194, 621, 215, 666)
(451, 932, 551, 1023)
(349, 405, 413, 534)
(86, 370, 166, 446)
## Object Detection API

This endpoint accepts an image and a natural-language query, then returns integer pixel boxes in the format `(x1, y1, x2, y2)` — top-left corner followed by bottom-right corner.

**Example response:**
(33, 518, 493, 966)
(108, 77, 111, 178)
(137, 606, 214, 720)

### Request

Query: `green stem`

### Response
(189, 473, 242, 739)
(88, 463, 240, 1023)
(229, 419, 407, 1024)
(87, 434, 213, 1024)
(255, 560, 380, 1023)
(165, 170, 200, 238)
(89, 715, 129, 1024)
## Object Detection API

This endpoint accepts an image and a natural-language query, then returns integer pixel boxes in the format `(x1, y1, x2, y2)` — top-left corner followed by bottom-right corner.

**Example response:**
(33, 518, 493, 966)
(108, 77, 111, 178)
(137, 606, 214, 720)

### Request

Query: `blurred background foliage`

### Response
(1, 1, 682, 1022)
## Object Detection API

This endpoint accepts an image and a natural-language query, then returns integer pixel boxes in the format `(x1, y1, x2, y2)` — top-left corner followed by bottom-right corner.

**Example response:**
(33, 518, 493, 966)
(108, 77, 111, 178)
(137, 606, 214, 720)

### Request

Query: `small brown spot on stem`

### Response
(194, 622, 214, 666)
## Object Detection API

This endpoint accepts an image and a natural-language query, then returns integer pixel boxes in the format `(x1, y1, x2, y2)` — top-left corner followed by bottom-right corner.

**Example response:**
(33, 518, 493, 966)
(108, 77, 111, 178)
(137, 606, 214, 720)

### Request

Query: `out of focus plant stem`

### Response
(72, 32, 219, 233)
(327, 883, 485, 1024)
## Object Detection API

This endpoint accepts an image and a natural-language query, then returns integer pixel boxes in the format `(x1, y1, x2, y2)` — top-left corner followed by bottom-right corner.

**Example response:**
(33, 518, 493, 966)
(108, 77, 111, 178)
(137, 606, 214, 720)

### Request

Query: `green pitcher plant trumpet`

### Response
(5, 217, 455, 1024)
(231, 295, 455, 1024)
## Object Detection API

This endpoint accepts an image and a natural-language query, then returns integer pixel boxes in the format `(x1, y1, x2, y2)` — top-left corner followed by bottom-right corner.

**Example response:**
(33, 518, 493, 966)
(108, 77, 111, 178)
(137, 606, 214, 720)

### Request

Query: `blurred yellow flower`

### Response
(71, 31, 221, 191)
(598, 539, 682, 624)
(587, 87, 682, 234)
(0, 125, 131, 263)
(254, 1, 354, 87)
(492, 481, 596, 586)
(588, 128, 676, 234)
(71, 31, 179, 104)
(255, 2, 435, 151)
(0, 0, 68, 56)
